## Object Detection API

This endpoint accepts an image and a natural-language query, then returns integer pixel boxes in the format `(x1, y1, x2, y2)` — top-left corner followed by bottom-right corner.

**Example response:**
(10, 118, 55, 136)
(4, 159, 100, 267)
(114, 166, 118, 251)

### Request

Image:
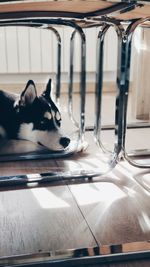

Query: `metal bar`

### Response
(68, 30, 79, 128)
(0, 241, 150, 267)
(94, 24, 110, 154)
(122, 17, 150, 168)
(120, 18, 148, 150)
(85, 122, 150, 131)
(114, 23, 126, 157)
(0, 2, 134, 21)
(47, 26, 61, 104)
(68, 23, 104, 131)
(0, 169, 106, 187)
(92, 20, 125, 163)
(79, 26, 86, 144)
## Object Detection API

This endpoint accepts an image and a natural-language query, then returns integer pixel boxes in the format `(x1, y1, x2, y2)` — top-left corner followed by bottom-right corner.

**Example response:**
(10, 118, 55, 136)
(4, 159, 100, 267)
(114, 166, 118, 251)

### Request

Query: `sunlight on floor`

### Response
(31, 188, 70, 209)
(70, 183, 126, 206)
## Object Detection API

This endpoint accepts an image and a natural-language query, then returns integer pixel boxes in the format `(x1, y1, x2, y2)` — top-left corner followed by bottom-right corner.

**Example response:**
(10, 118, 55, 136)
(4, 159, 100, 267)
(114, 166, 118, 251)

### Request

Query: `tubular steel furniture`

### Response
(0, 1, 150, 266)
(0, 1, 149, 179)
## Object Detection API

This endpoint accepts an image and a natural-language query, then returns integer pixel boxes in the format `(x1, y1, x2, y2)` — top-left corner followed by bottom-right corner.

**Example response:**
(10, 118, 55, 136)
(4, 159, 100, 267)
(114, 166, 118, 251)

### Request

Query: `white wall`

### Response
(0, 26, 118, 86)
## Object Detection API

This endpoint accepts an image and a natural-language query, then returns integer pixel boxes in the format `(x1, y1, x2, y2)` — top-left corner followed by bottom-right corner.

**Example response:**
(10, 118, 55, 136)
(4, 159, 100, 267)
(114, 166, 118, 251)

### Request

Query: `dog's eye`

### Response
(55, 111, 61, 121)
(44, 112, 52, 120)
(40, 120, 45, 125)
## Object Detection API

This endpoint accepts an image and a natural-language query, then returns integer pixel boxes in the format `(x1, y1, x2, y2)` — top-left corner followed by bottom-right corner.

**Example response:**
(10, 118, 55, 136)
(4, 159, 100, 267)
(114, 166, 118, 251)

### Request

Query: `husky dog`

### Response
(0, 79, 70, 151)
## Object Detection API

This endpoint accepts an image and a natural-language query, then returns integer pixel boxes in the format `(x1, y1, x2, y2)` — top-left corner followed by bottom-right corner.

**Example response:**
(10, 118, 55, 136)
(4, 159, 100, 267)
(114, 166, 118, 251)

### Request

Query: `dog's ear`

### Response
(42, 79, 52, 99)
(20, 80, 37, 106)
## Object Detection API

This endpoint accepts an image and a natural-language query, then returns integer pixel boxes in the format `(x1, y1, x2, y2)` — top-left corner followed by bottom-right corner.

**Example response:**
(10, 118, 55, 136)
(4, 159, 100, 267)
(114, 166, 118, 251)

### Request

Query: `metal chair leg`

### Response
(118, 17, 150, 168)
(47, 26, 61, 104)
(94, 22, 124, 169)
(68, 30, 81, 128)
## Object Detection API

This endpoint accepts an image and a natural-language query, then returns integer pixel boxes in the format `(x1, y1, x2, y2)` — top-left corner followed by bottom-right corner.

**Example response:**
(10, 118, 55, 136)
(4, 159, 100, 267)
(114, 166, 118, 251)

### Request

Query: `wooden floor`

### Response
(0, 93, 150, 266)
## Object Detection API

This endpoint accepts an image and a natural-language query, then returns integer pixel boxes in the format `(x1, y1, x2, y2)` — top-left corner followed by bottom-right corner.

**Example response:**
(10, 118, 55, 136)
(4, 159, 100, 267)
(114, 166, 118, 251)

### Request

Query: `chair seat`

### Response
(0, 0, 147, 20)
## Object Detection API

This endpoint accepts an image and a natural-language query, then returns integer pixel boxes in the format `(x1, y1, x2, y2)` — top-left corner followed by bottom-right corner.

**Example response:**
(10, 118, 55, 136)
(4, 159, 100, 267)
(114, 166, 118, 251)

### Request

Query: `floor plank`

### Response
(0, 159, 59, 176)
(0, 183, 96, 257)
(69, 164, 150, 246)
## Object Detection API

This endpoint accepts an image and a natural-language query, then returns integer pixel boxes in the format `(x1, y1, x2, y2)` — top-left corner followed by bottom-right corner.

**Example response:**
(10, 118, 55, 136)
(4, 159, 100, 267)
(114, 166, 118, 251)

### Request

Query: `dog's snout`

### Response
(60, 137, 70, 148)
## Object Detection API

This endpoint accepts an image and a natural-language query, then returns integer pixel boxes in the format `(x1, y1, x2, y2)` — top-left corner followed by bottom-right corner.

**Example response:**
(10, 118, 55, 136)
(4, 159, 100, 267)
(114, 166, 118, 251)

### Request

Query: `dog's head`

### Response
(14, 79, 70, 151)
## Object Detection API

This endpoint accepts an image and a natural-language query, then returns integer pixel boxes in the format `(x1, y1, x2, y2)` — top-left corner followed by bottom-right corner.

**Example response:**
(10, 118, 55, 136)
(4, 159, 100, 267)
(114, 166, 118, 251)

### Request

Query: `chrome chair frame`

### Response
(118, 17, 150, 168)
(47, 26, 61, 103)
(94, 16, 150, 168)
(0, 2, 150, 265)
(93, 16, 150, 168)
(68, 16, 150, 169)
(0, 1, 149, 183)
(0, 17, 121, 184)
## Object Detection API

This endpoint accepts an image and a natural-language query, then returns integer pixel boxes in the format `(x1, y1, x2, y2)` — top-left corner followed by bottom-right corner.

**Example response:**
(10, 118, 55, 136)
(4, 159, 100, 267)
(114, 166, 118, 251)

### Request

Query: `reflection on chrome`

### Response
(27, 173, 42, 181)
(138, 212, 150, 233)
(142, 173, 150, 190)
(0, 240, 150, 266)
(134, 27, 148, 53)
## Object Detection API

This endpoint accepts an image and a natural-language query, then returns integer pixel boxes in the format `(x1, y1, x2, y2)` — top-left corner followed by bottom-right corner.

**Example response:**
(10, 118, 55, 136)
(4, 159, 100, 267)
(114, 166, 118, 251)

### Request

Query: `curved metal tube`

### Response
(106, 16, 150, 169)
(67, 19, 125, 167)
(121, 17, 150, 168)
(120, 18, 150, 151)
(3, 16, 150, 173)
(67, 21, 86, 144)
(94, 24, 110, 154)
(94, 22, 124, 160)
(68, 23, 108, 132)
(47, 26, 61, 104)
(84, 16, 150, 170)
(114, 23, 127, 157)
(68, 29, 80, 128)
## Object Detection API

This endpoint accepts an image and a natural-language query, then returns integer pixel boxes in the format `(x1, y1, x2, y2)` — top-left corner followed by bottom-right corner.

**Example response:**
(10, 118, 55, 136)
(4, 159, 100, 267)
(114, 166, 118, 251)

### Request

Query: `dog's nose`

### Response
(60, 137, 70, 148)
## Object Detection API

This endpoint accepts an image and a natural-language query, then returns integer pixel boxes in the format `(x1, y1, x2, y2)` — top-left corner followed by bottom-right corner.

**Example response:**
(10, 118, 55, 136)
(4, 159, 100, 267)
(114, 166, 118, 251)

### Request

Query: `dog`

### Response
(0, 79, 70, 151)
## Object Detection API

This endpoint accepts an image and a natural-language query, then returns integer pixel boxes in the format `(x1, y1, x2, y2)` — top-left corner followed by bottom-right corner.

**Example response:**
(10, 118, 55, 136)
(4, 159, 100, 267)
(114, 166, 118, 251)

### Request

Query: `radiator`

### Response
(0, 26, 118, 75)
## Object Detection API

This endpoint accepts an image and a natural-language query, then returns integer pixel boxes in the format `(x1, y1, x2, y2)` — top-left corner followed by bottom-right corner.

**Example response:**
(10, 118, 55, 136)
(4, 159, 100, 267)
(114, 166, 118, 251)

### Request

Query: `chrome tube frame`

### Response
(115, 22, 128, 157)
(68, 28, 87, 143)
(100, 17, 150, 168)
(67, 22, 86, 145)
(94, 24, 114, 156)
(47, 26, 61, 104)
(93, 21, 124, 165)
(85, 16, 150, 169)
(68, 29, 80, 128)
(0, 15, 149, 171)
(88, 18, 126, 159)
(68, 25, 86, 145)
(0, 238, 150, 267)
(120, 17, 150, 168)
(68, 23, 120, 170)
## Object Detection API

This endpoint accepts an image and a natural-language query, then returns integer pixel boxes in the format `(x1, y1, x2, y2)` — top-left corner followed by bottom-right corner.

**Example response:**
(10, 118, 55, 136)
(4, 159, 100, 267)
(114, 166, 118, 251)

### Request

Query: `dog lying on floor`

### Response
(0, 79, 70, 151)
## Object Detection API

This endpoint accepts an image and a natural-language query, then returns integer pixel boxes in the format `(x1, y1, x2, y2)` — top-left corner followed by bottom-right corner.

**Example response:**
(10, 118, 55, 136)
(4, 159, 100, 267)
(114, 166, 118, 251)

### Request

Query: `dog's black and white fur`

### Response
(0, 79, 70, 151)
